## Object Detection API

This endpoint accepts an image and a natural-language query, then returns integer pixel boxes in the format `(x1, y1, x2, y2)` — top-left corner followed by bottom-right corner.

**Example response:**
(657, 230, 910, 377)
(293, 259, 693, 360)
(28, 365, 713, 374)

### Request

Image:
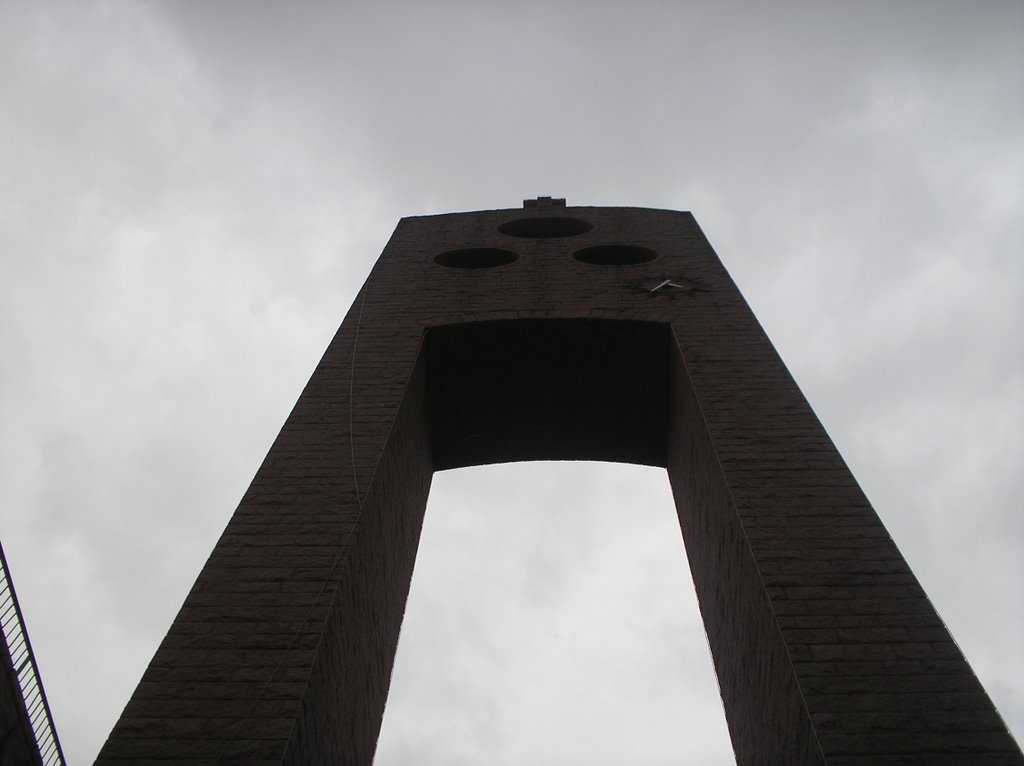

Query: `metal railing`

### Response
(0, 540, 66, 766)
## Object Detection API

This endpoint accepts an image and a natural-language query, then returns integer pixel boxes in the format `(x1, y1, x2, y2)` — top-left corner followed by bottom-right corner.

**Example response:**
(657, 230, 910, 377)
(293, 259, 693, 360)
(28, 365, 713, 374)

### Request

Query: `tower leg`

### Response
(95, 319, 431, 764)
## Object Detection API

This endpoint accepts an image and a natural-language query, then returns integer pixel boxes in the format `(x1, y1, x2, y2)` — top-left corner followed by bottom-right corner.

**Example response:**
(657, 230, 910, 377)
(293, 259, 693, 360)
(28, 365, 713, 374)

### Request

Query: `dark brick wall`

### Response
(97, 205, 1023, 764)
(667, 343, 826, 765)
(661, 226, 1021, 764)
(281, 357, 433, 765)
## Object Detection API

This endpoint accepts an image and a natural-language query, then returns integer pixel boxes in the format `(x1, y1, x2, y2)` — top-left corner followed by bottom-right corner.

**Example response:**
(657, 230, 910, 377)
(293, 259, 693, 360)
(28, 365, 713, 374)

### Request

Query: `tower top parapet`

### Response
(523, 196, 565, 208)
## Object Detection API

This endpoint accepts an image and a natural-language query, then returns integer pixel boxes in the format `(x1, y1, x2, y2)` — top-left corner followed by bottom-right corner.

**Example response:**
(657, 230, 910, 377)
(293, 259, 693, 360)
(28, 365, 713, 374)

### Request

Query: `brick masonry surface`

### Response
(96, 205, 1024, 765)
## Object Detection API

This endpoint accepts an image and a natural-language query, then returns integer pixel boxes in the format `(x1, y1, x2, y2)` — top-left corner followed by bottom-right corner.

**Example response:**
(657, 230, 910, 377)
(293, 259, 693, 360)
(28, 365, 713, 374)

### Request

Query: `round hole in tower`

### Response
(573, 244, 658, 266)
(498, 217, 593, 238)
(435, 247, 519, 269)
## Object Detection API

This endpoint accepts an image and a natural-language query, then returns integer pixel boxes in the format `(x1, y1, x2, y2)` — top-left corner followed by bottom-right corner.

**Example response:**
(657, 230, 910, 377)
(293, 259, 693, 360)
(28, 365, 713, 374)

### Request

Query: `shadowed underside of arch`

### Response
(426, 319, 671, 469)
(96, 204, 1023, 766)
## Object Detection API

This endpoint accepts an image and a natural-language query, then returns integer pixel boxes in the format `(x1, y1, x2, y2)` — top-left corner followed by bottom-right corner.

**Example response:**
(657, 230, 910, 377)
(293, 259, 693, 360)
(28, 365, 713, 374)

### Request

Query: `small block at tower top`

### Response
(523, 196, 566, 208)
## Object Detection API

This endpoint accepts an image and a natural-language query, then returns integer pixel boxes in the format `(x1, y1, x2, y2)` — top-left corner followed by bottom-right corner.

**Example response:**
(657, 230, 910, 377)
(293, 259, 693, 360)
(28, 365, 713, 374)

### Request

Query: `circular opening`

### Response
(498, 217, 593, 239)
(573, 245, 658, 266)
(435, 247, 518, 269)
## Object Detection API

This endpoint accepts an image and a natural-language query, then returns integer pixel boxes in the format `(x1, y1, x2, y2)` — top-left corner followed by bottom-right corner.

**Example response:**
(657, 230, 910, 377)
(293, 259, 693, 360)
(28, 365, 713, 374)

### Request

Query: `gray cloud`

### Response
(0, 1, 1020, 762)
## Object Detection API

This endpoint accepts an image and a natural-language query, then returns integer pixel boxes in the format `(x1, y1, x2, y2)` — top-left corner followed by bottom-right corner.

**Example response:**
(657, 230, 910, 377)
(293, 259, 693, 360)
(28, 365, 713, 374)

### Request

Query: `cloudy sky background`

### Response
(1, 2, 1021, 763)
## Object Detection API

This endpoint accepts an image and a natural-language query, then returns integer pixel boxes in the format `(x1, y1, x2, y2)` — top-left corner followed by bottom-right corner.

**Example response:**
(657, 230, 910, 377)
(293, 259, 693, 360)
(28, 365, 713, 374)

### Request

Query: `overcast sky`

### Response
(1, 2, 1021, 763)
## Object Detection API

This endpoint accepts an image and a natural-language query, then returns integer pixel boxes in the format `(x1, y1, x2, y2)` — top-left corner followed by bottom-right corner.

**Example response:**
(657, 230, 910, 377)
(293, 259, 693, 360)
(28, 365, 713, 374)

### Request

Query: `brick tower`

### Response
(97, 201, 1023, 765)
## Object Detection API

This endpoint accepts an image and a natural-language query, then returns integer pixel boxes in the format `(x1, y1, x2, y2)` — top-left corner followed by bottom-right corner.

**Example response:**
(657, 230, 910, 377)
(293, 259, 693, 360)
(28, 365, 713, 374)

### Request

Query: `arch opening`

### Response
(373, 461, 735, 765)
(425, 319, 671, 471)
